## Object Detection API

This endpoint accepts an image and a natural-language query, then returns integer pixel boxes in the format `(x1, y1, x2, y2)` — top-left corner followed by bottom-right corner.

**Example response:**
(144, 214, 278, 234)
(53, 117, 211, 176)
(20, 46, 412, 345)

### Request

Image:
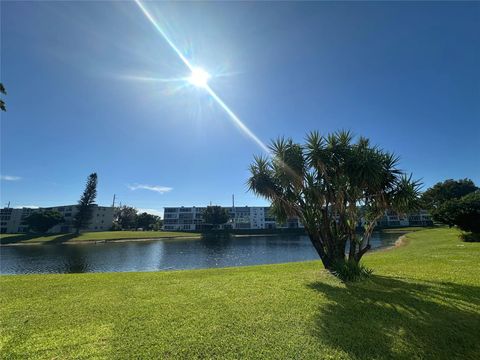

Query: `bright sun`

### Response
(188, 67, 210, 88)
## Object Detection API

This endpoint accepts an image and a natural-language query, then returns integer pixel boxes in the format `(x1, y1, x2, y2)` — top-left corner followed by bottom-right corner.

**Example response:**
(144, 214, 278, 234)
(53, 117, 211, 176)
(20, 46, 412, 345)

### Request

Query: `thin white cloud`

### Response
(1, 175, 21, 181)
(137, 208, 163, 217)
(128, 184, 173, 194)
(14, 205, 40, 209)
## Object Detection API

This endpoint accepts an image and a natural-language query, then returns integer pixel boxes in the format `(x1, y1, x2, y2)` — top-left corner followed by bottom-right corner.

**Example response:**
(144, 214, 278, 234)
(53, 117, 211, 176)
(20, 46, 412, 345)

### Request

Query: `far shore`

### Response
(1, 236, 202, 246)
(0, 227, 421, 247)
(0, 231, 201, 246)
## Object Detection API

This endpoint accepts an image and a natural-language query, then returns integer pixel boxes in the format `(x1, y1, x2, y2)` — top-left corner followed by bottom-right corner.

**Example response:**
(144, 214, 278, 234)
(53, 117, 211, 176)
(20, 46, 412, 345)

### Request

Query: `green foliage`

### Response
(22, 210, 64, 233)
(0, 82, 6, 111)
(421, 178, 477, 211)
(331, 259, 373, 282)
(110, 222, 122, 231)
(460, 232, 480, 242)
(73, 173, 98, 233)
(113, 205, 138, 229)
(248, 130, 421, 271)
(434, 191, 480, 234)
(202, 206, 230, 229)
(1, 229, 479, 359)
(150, 218, 164, 231)
(137, 212, 161, 230)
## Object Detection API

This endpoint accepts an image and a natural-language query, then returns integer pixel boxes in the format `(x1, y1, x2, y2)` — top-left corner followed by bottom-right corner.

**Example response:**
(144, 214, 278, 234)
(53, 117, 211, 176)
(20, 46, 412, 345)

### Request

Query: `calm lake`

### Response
(0, 231, 405, 275)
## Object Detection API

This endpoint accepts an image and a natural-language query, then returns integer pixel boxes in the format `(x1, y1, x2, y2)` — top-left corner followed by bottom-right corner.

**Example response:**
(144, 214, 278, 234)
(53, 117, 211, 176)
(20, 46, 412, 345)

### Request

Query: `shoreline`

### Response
(1, 230, 411, 247)
(0, 235, 201, 246)
(370, 234, 409, 253)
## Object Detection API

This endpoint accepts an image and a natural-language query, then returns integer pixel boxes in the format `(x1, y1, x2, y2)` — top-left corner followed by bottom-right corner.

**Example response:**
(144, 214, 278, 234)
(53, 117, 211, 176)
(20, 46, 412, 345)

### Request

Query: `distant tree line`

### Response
(113, 206, 163, 231)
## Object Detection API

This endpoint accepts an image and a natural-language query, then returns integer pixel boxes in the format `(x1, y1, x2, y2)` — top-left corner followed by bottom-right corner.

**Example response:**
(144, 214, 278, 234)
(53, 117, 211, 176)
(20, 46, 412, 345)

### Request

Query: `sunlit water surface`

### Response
(0, 232, 405, 275)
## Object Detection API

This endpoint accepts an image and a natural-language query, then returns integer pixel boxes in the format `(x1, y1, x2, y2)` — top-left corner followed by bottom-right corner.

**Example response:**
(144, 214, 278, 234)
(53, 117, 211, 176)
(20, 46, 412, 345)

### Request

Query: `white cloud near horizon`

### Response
(128, 184, 173, 194)
(14, 205, 40, 209)
(1, 175, 21, 181)
(137, 208, 163, 217)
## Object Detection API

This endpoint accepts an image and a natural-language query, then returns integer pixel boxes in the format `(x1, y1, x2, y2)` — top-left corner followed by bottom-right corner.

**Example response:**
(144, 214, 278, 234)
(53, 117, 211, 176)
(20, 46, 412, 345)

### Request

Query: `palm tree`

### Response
(248, 130, 421, 271)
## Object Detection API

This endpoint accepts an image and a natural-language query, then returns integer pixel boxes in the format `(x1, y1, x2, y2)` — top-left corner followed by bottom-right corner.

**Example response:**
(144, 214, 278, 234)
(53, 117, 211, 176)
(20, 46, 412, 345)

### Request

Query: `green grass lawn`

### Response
(1, 228, 479, 359)
(0, 231, 200, 245)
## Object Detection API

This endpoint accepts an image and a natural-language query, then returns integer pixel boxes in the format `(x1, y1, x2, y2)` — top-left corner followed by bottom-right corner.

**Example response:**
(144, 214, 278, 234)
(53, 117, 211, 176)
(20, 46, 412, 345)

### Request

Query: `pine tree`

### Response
(73, 173, 98, 234)
(0, 83, 7, 112)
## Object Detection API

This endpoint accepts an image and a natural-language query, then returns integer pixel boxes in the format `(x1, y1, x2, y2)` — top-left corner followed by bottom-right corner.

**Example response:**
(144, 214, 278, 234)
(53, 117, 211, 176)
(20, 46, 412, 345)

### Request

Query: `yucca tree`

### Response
(248, 130, 421, 271)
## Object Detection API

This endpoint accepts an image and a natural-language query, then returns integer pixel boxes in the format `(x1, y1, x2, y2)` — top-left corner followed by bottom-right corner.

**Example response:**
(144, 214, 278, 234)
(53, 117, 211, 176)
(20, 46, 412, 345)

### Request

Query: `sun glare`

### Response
(188, 67, 210, 88)
(134, 0, 270, 154)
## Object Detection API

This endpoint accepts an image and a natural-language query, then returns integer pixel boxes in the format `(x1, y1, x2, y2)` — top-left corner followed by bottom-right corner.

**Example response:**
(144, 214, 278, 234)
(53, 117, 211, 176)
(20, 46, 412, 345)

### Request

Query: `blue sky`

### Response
(1, 1, 479, 216)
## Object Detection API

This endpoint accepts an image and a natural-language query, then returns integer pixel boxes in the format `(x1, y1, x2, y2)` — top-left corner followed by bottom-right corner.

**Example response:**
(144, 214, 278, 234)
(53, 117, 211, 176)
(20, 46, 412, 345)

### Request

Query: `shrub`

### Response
(434, 191, 480, 234)
(331, 259, 373, 282)
(460, 232, 480, 243)
(110, 222, 122, 231)
(421, 178, 477, 211)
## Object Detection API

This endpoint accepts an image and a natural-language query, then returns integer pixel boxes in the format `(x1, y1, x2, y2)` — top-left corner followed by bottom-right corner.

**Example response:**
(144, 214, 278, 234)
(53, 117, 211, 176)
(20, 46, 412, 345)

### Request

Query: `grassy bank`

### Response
(0, 231, 200, 245)
(1, 228, 479, 359)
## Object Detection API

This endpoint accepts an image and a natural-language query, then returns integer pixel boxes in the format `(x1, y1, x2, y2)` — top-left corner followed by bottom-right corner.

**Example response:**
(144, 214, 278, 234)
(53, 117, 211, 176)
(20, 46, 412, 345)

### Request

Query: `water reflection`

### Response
(0, 232, 405, 275)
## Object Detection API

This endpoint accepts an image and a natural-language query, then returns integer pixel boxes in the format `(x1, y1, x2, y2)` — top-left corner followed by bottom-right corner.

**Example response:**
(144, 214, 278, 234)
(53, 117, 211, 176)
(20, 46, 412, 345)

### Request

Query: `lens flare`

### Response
(188, 67, 210, 88)
(134, 0, 270, 154)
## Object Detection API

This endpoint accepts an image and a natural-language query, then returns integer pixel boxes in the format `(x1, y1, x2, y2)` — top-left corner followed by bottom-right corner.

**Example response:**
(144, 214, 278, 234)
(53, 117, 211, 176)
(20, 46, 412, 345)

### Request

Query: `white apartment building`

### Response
(163, 206, 302, 231)
(163, 206, 432, 231)
(0, 205, 114, 234)
(376, 209, 433, 227)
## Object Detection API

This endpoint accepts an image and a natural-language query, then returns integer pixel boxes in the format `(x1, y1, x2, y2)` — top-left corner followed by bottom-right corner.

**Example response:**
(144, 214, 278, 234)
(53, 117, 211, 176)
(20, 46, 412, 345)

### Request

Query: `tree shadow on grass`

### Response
(308, 276, 480, 360)
(45, 233, 79, 244)
(0, 233, 79, 245)
(0, 234, 35, 244)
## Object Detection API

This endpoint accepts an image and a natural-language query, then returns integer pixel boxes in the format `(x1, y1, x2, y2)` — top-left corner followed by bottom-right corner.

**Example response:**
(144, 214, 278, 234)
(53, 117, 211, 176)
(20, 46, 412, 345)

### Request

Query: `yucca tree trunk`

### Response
(308, 233, 332, 269)
(354, 244, 371, 262)
(307, 233, 351, 270)
(348, 239, 356, 261)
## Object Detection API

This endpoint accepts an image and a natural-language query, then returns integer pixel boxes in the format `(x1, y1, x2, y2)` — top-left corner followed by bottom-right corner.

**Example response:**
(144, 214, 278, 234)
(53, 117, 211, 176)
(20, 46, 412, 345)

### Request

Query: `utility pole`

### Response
(112, 194, 116, 208)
